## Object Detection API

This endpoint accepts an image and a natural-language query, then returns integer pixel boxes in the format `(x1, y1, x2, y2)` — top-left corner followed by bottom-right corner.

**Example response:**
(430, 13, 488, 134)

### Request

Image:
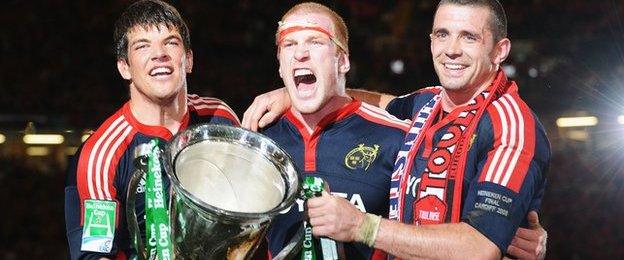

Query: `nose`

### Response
(444, 37, 462, 59)
(293, 44, 310, 61)
(151, 43, 171, 62)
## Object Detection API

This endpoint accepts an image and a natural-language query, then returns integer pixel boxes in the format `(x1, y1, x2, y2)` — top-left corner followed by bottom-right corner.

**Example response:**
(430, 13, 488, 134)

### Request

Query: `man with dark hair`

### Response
(243, 0, 549, 259)
(64, 1, 239, 259)
(439, 0, 508, 41)
(113, 0, 192, 62)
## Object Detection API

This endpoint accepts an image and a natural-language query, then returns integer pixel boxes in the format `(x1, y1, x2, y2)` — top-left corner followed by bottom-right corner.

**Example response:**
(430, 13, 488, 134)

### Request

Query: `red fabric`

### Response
(355, 103, 410, 132)
(278, 26, 334, 44)
(76, 107, 134, 225)
(478, 92, 536, 193)
(187, 94, 240, 125)
(285, 100, 361, 172)
(415, 70, 513, 224)
(371, 249, 387, 260)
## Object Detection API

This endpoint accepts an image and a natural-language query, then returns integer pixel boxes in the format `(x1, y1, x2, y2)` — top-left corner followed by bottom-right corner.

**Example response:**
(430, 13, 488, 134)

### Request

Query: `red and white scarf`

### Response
(389, 70, 513, 224)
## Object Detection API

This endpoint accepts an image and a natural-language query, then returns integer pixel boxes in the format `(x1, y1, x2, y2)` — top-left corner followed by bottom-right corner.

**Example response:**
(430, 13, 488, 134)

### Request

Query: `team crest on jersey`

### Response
(344, 144, 380, 171)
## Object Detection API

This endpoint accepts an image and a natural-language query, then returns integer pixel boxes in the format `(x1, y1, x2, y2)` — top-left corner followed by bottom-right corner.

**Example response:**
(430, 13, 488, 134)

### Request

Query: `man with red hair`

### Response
(262, 2, 409, 258)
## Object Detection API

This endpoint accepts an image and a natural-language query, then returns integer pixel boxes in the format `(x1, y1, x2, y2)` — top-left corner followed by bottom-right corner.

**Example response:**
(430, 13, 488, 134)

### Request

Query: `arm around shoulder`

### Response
(242, 87, 291, 131)
(346, 88, 396, 110)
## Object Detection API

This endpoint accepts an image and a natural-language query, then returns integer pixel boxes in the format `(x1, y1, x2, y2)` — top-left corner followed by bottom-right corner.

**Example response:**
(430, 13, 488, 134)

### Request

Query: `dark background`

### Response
(1, 0, 623, 259)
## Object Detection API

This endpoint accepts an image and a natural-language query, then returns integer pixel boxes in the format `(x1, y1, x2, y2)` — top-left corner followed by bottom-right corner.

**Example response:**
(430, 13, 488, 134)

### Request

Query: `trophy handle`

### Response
(272, 225, 304, 260)
(126, 156, 148, 260)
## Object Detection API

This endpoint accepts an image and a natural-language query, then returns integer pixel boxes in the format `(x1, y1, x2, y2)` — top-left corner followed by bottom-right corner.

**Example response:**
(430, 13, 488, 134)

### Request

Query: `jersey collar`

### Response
(284, 99, 361, 139)
(122, 102, 190, 140)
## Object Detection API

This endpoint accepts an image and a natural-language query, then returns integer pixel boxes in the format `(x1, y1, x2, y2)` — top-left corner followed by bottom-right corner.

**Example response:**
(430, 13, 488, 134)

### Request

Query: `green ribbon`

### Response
(145, 139, 173, 260)
(300, 176, 325, 260)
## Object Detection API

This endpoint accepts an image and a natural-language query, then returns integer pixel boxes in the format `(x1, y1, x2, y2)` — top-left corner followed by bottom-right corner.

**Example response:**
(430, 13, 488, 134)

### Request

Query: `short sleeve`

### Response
(385, 94, 417, 120)
(461, 95, 549, 252)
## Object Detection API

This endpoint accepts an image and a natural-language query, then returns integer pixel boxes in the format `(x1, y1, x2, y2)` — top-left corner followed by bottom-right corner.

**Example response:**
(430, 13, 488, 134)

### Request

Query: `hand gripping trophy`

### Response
(127, 125, 302, 259)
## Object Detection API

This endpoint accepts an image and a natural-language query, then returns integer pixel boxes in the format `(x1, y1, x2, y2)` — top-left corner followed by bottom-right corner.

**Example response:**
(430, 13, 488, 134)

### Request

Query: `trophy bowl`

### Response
(164, 124, 300, 259)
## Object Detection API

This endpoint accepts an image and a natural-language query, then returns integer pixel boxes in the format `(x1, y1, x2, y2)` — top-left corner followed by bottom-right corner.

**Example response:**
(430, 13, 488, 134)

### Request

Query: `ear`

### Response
(185, 50, 194, 73)
(492, 38, 511, 65)
(277, 51, 284, 79)
(338, 52, 351, 74)
(429, 33, 435, 55)
(117, 58, 132, 80)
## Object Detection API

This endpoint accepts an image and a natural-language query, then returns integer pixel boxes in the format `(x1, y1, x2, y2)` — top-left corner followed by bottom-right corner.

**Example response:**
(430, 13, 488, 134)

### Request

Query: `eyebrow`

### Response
(432, 27, 482, 39)
(163, 35, 182, 42)
(308, 35, 328, 41)
(282, 32, 330, 43)
(130, 34, 182, 47)
(432, 28, 449, 34)
(461, 30, 482, 39)
(130, 38, 150, 47)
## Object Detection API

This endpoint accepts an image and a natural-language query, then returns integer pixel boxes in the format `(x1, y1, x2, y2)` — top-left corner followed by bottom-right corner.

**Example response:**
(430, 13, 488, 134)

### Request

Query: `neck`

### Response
(128, 85, 188, 135)
(292, 95, 352, 133)
(441, 72, 497, 112)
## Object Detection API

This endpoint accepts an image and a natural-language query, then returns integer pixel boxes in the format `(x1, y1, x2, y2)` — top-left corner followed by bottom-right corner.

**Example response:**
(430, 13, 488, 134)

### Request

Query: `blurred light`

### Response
(26, 146, 50, 156)
(66, 146, 79, 155)
(556, 116, 598, 128)
(618, 115, 624, 125)
(0, 134, 5, 144)
(24, 122, 36, 135)
(503, 64, 516, 78)
(566, 130, 589, 141)
(81, 134, 91, 142)
(390, 59, 404, 74)
(528, 67, 538, 78)
(23, 134, 64, 144)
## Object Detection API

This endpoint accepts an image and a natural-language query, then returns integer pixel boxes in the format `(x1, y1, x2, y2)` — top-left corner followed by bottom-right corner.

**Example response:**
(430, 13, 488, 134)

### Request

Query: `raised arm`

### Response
(241, 88, 397, 131)
(346, 88, 396, 110)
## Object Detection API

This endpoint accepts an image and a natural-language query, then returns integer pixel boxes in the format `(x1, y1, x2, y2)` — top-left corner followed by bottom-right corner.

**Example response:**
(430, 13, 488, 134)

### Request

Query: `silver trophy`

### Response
(127, 124, 302, 259)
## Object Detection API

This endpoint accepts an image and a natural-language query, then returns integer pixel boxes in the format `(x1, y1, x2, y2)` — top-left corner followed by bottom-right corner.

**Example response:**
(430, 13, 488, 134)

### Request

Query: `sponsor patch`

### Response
(81, 199, 116, 253)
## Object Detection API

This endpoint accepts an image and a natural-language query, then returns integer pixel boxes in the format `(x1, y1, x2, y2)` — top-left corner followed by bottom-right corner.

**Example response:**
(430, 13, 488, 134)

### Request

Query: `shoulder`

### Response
(394, 86, 441, 100)
(355, 102, 411, 132)
(259, 116, 292, 142)
(486, 91, 550, 154)
(386, 86, 441, 119)
(187, 94, 240, 125)
(480, 92, 545, 149)
(81, 108, 136, 154)
(478, 93, 550, 187)
(484, 92, 540, 133)
(75, 108, 137, 200)
(391, 87, 439, 103)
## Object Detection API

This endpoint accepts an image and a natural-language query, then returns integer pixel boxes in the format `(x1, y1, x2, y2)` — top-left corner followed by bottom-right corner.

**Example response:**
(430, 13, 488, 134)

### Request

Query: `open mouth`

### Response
(293, 68, 317, 86)
(149, 66, 174, 77)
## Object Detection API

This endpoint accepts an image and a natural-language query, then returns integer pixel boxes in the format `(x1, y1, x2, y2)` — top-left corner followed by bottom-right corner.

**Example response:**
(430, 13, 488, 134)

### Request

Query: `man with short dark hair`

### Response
(64, 1, 239, 259)
(243, 0, 549, 259)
